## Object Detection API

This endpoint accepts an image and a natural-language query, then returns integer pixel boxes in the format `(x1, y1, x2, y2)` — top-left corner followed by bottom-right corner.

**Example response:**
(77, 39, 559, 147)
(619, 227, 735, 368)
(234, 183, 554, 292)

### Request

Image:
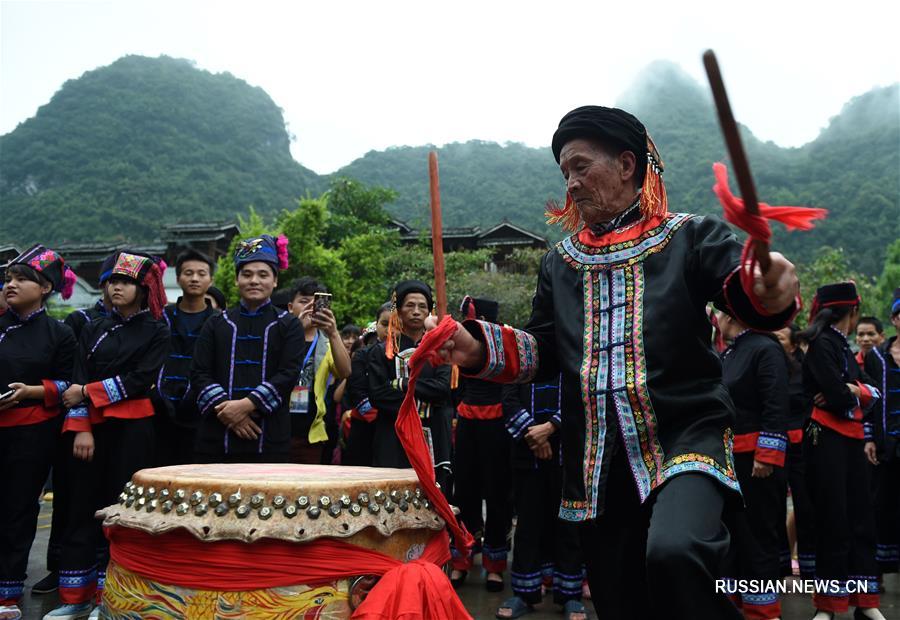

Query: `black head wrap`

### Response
(551, 106, 649, 182)
(393, 280, 433, 311)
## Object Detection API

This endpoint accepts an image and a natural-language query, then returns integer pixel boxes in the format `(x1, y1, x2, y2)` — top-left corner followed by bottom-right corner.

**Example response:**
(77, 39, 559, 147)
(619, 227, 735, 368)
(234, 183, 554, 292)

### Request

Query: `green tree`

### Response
(873, 239, 900, 319)
(796, 247, 878, 329)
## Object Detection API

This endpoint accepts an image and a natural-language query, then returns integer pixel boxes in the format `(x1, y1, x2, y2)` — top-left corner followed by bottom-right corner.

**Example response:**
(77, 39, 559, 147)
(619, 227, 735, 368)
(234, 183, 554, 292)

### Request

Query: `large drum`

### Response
(98, 464, 446, 619)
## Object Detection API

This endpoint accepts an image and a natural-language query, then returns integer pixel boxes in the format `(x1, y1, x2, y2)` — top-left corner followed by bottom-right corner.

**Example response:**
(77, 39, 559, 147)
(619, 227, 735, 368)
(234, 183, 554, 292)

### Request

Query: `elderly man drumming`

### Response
(437, 106, 799, 620)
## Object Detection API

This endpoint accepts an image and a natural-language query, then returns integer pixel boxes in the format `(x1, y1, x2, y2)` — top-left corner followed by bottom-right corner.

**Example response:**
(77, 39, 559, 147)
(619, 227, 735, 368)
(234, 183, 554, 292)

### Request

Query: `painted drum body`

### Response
(98, 464, 444, 619)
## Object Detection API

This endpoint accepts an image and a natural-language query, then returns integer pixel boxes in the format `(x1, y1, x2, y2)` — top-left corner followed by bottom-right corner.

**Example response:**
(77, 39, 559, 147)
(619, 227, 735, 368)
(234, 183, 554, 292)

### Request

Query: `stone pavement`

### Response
(19, 499, 899, 619)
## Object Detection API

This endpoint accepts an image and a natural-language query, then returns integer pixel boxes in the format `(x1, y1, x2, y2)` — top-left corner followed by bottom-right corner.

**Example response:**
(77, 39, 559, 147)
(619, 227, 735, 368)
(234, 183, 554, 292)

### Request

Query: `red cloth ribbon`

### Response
(394, 315, 474, 558)
(105, 526, 470, 619)
(712, 162, 827, 314)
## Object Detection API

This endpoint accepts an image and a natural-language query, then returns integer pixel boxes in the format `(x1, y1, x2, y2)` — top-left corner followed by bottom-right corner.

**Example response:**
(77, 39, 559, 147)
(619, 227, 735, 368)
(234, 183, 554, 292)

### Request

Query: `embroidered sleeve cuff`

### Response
(63, 405, 91, 433)
(390, 378, 408, 392)
(857, 382, 878, 407)
(845, 397, 863, 420)
(196, 384, 228, 416)
(85, 377, 128, 408)
(42, 379, 71, 407)
(248, 381, 282, 415)
(461, 320, 539, 384)
(505, 409, 534, 440)
(864, 422, 874, 441)
(755, 432, 787, 467)
(549, 412, 562, 428)
(722, 266, 799, 331)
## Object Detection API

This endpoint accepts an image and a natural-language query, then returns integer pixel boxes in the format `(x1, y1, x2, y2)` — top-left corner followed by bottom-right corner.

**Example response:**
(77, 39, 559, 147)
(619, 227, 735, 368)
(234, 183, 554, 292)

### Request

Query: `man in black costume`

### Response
(436, 106, 800, 619)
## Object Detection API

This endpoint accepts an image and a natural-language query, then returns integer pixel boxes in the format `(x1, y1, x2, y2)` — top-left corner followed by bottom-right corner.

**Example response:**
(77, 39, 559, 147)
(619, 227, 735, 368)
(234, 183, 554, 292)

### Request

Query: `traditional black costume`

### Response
(366, 281, 453, 491)
(57, 251, 169, 607)
(802, 282, 880, 614)
(504, 376, 584, 608)
(191, 234, 303, 462)
(153, 298, 218, 464)
(0, 246, 77, 610)
(721, 329, 790, 619)
(460, 106, 797, 619)
(863, 289, 900, 575)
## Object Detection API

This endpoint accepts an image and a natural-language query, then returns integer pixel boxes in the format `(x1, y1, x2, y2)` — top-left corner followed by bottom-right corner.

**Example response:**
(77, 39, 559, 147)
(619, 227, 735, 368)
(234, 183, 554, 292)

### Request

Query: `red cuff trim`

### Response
(811, 408, 864, 439)
(754, 447, 786, 467)
(856, 381, 873, 407)
(788, 428, 803, 444)
(42, 379, 60, 407)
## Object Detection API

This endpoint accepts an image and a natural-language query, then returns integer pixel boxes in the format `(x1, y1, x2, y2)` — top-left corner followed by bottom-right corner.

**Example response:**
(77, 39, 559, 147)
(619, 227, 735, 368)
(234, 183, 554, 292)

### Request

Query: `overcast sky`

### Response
(2, 0, 898, 174)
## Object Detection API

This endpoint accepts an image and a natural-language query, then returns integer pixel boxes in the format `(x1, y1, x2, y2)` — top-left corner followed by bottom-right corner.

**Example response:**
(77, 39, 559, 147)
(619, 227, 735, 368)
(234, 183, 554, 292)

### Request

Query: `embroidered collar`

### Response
(6, 306, 46, 324)
(828, 325, 851, 345)
(112, 307, 150, 323)
(587, 196, 642, 237)
(240, 299, 272, 316)
(94, 298, 110, 316)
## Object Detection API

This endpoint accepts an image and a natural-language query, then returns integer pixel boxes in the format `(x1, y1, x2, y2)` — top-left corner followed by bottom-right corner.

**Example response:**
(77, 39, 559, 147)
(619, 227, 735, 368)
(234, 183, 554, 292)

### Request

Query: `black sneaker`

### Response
(31, 572, 58, 595)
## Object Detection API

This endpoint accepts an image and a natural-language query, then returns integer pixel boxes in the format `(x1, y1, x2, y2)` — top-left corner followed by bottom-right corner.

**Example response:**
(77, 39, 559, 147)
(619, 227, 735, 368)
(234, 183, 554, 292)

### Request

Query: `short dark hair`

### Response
(376, 301, 392, 322)
(341, 324, 361, 338)
(857, 316, 884, 333)
(175, 249, 215, 277)
(205, 285, 227, 310)
(290, 276, 327, 300)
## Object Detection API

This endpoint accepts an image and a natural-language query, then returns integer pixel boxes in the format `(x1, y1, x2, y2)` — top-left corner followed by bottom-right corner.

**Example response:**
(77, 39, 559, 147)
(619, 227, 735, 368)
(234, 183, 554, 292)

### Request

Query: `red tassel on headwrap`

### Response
(61, 265, 77, 301)
(712, 162, 828, 315)
(385, 292, 402, 361)
(144, 262, 168, 321)
(276, 234, 290, 270)
(640, 135, 667, 219)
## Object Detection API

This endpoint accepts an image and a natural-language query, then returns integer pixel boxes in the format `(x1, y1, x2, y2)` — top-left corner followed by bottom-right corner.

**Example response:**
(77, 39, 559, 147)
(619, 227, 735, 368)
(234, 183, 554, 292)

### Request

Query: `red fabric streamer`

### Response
(105, 526, 469, 619)
(712, 163, 827, 315)
(394, 315, 474, 558)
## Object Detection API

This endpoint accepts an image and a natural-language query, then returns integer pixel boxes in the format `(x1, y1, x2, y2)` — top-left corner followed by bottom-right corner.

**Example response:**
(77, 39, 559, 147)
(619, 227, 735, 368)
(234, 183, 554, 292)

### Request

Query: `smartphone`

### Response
(0, 387, 14, 401)
(313, 292, 332, 314)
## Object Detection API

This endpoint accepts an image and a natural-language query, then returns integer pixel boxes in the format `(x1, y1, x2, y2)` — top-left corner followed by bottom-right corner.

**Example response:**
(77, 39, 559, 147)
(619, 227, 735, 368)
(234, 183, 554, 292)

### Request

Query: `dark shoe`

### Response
(450, 570, 467, 588)
(486, 575, 504, 593)
(495, 596, 532, 619)
(563, 600, 587, 620)
(31, 572, 58, 595)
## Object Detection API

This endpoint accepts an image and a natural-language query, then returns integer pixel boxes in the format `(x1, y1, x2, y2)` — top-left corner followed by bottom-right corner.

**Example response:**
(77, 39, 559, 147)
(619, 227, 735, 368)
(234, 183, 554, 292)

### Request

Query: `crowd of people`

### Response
(0, 103, 897, 620)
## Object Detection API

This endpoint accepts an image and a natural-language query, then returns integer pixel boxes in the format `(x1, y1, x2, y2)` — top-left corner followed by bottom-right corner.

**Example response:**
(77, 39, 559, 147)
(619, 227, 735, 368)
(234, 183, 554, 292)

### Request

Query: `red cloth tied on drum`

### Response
(105, 526, 470, 619)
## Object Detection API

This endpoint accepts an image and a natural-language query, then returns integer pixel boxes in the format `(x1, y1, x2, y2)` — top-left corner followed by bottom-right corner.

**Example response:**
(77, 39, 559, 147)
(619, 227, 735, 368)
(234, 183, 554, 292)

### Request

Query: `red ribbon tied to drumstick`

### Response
(712, 162, 827, 314)
(394, 315, 475, 554)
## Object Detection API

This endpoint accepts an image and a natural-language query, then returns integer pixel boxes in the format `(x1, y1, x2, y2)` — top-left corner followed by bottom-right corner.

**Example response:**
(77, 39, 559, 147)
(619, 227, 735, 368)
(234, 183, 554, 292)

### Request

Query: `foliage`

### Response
(795, 247, 879, 328)
(1, 55, 895, 288)
(0, 55, 323, 245)
(873, 239, 900, 320)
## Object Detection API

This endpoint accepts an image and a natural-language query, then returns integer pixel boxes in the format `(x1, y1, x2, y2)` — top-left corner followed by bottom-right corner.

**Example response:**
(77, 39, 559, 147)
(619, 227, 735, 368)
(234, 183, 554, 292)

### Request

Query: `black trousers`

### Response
(0, 417, 60, 603)
(724, 452, 786, 616)
(805, 423, 879, 610)
(59, 417, 155, 604)
(872, 458, 900, 574)
(452, 417, 512, 572)
(777, 440, 817, 576)
(343, 417, 376, 466)
(580, 445, 741, 620)
(152, 413, 197, 467)
(510, 458, 582, 605)
(47, 427, 74, 572)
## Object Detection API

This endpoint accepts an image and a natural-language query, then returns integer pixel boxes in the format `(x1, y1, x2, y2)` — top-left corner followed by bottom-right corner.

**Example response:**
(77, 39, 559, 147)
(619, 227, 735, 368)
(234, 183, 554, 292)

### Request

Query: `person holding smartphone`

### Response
(0, 245, 77, 620)
(284, 277, 350, 464)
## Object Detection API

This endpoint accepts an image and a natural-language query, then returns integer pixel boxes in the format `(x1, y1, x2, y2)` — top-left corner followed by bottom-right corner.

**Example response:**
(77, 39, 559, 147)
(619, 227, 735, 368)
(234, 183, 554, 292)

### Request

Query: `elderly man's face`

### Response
(559, 138, 638, 226)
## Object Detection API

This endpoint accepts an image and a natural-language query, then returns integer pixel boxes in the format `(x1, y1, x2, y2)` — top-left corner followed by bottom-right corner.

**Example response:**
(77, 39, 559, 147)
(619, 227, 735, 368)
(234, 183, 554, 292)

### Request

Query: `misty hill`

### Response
(337, 64, 899, 274)
(1, 56, 897, 275)
(0, 55, 324, 243)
